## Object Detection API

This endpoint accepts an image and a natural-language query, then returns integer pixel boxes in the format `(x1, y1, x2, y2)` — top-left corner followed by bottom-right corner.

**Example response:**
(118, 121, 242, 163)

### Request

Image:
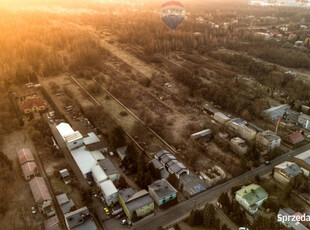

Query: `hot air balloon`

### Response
(160, 1, 186, 31)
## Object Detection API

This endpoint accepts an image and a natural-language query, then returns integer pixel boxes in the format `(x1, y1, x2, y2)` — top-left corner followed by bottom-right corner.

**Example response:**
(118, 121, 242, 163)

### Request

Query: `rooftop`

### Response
(148, 179, 177, 200)
(155, 150, 170, 159)
(150, 159, 164, 170)
(99, 180, 118, 197)
(283, 132, 305, 145)
(56, 123, 75, 139)
(64, 131, 83, 144)
(91, 164, 108, 183)
(126, 190, 153, 213)
(236, 184, 268, 206)
(259, 130, 280, 142)
(23, 98, 45, 110)
(71, 146, 98, 177)
(29, 177, 52, 204)
(168, 161, 187, 175)
(17, 148, 34, 165)
(65, 206, 90, 229)
(44, 215, 61, 230)
(98, 158, 119, 176)
(21, 161, 37, 175)
(231, 137, 247, 147)
(60, 169, 70, 178)
(275, 161, 303, 177)
(264, 104, 291, 120)
(161, 154, 177, 164)
(119, 187, 137, 203)
(83, 132, 100, 145)
(295, 150, 310, 161)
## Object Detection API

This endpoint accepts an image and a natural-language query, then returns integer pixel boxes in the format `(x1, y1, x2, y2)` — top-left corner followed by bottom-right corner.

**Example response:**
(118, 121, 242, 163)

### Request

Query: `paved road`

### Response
(133, 143, 310, 230)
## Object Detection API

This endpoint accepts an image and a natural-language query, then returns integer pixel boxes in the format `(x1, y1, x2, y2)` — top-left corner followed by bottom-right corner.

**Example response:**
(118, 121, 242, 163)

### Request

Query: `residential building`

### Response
(56, 193, 75, 214)
(230, 137, 248, 155)
(23, 97, 46, 114)
(64, 207, 97, 230)
(29, 177, 55, 216)
(235, 184, 268, 214)
(17, 148, 35, 165)
(278, 208, 309, 230)
(98, 158, 120, 182)
(284, 109, 300, 123)
(91, 165, 108, 186)
(21, 161, 37, 180)
(298, 114, 310, 131)
(44, 215, 61, 230)
(99, 180, 118, 206)
(118, 188, 154, 221)
(116, 146, 127, 161)
(283, 131, 305, 147)
(264, 104, 291, 121)
(148, 179, 177, 207)
(294, 150, 310, 176)
(256, 130, 281, 155)
(273, 161, 303, 185)
(59, 169, 71, 184)
(238, 125, 257, 141)
(213, 112, 231, 124)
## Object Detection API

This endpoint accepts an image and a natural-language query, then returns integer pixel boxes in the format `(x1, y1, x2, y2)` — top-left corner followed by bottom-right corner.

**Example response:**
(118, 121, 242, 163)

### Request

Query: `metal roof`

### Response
(65, 206, 91, 229)
(155, 150, 170, 160)
(64, 131, 83, 143)
(29, 177, 52, 204)
(264, 104, 291, 120)
(98, 158, 119, 176)
(83, 132, 100, 145)
(91, 165, 108, 184)
(125, 190, 153, 213)
(275, 161, 303, 177)
(56, 123, 75, 139)
(71, 146, 97, 178)
(99, 180, 118, 197)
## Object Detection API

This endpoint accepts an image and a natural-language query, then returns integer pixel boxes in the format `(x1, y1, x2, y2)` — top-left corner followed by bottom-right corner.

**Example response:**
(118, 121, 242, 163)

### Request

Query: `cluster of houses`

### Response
(55, 123, 179, 224)
(204, 105, 282, 155)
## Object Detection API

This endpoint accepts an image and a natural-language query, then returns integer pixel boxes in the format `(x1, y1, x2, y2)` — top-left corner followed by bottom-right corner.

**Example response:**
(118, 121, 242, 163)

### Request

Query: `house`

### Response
(116, 146, 127, 161)
(98, 158, 120, 182)
(148, 179, 177, 207)
(235, 184, 268, 214)
(29, 177, 55, 217)
(256, 130, 281, 155)
(44, 215, 61, 230)
(118, 188, 154, 221)
(190, 129, 212, 141)
(264, 104, 291, 121)
(59, 169, 71, 184)
(238, 125, 257, 141)
(23, 97, 46, 114)
(278, 208, 309, 230)
(17, 148, 34, 165)
(149, 159, 169, 179)
(64, 206, 97, 230)
(56, 193, 75, 214)
(21, 161, 37, 180)
(273, 161, 303, 185)
(298, 114, 310, 131)
(99, 180, 118, 206)
(284, 109, 300, 123)
(230, 137, 248, 155)
(91, 164, 108, 186)
(283, 131, 305, 147)
(294, 150, 310, 176)
(213, 112, 231, 124)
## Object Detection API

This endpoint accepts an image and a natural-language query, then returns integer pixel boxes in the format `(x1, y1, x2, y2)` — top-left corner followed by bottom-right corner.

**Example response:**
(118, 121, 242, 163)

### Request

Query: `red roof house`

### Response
(17, 148, 34, 165)
(283, 131, 305, 145)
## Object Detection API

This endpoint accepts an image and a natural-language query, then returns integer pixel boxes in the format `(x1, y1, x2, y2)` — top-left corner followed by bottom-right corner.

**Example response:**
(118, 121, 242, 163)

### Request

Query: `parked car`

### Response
(116, 212, 124, 219)
(31, 206, 36, 214)
(121, 219, 127, 225)
(264, 161, 271, 166)
(104, 207, 110, 215)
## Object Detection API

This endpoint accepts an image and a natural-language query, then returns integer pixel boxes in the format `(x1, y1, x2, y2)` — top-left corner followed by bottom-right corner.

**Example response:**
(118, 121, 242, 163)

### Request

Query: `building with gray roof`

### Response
(64, 206, 97, 230)
(118, 188, 154, 221)
(98, 158, 120, 182)
(154, 150, 170, 160)
(149, 159, 169, 179)
(278, 208, 309, 230)
(148, 179, 177, 207)
(160, 154, 177, 165)
(274, 161, 303, 185)
(264, 104, 291, 121)
(56, 193, 75, 214)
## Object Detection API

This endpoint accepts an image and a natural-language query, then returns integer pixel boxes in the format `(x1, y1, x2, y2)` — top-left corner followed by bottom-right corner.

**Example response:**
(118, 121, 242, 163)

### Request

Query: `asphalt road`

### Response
(134, 143, 310, 230)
